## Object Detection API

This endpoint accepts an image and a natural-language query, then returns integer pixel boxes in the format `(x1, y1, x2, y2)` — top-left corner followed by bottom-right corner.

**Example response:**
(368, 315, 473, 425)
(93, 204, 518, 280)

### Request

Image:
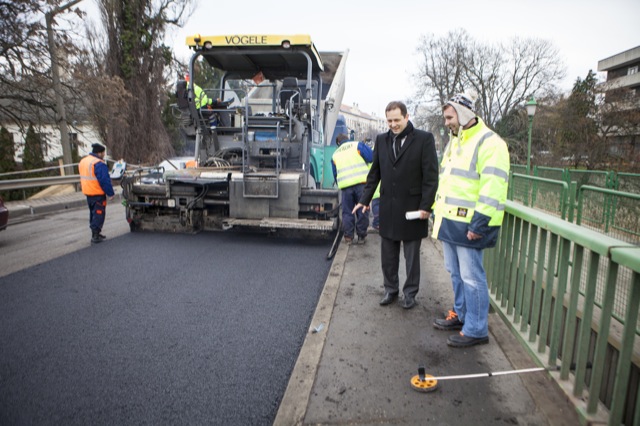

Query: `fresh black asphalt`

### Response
(0, 231, 333, 425)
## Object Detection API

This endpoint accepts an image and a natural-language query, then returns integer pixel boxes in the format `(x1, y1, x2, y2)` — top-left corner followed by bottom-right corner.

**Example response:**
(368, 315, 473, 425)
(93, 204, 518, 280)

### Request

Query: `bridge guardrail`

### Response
(0, 175, 80, 191)
(486, 200, 640, 425)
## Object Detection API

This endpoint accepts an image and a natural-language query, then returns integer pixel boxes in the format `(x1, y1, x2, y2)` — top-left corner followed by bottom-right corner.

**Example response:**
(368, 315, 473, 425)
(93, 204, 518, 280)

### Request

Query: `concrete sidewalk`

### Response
(5, 190, 124, 225)
(276, 233, 581, 425)
(5, 191, 88, 224)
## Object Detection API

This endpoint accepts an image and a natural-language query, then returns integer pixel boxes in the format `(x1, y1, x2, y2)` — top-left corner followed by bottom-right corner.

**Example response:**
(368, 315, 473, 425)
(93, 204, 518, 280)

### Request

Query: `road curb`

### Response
(273, 240, 349, 425)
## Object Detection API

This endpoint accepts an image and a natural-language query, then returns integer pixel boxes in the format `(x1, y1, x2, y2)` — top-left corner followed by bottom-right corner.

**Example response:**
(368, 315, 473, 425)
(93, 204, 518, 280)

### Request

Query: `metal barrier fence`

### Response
(509, 171, 640, 241)
(509, 174, 569, 219)
(486, 200, 640, 426)
(567, 169, 615, 192)
(615, 172, 640, 194)
(510, 165, 640, 194)
(535, 166, 566, 183)
(577, 185, 640, 244)
(511, 164, 528, 176)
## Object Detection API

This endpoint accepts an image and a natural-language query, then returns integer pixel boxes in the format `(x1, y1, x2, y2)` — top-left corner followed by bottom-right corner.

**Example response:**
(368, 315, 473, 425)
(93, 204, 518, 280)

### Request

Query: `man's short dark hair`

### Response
(385, 101, 408, 116)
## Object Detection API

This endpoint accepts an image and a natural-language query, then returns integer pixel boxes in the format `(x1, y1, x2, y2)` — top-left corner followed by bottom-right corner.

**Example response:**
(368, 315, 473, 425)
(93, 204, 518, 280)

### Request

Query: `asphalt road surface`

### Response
(0, 207, 333, 425)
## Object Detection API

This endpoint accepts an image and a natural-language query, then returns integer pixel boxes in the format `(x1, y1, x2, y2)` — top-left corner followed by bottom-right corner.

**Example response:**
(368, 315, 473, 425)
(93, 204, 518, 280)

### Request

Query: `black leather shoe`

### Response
(447, 332, 489, 347)
(379, 292, 398, 306)
(402, 296, 416, 309)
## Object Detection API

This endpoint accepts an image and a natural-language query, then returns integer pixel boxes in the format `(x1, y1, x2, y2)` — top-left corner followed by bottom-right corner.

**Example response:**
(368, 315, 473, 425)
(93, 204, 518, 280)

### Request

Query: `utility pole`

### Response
(45, 0, 83, 176)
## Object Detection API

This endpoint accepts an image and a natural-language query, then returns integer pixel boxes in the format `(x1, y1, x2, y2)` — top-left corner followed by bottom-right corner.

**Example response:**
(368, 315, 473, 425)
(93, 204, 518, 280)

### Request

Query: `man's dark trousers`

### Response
(381, 237, 422, 298)
(87, 195, 107, 232)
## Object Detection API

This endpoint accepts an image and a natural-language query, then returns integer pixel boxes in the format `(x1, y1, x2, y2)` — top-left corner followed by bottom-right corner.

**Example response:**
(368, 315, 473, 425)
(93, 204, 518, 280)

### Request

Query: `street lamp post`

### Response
(439, 127, 445, 157)
(525, 97, 537, 174)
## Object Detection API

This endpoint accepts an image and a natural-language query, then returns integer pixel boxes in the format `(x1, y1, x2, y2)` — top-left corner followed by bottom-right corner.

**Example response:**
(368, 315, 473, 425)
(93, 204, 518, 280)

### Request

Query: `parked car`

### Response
(0, 195, 8, 232)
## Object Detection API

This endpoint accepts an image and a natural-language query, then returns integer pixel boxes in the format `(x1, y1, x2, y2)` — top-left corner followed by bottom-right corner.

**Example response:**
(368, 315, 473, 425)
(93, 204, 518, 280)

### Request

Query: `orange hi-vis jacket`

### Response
(79, 155, 106, 196)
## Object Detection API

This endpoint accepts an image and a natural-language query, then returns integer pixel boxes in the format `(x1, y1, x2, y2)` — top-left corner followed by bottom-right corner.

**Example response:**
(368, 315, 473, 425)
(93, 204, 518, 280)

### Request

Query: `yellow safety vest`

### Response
(432, 118, 510, 244)
(332, 142, 369, 189)
(193, 84, 210, 109)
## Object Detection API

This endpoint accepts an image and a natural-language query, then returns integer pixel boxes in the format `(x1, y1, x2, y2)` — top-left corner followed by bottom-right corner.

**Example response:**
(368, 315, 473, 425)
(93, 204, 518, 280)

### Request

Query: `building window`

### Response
(628, 66, 638, 75)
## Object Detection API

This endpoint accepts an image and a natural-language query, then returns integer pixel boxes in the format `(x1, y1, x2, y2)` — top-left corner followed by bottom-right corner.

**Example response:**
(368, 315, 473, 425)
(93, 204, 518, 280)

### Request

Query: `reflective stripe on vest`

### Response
(445, 196, 476, 208)
(478, 194, 505, 210)
(447, 131, 494, 180)
(333, 142, 369, 189)
(79, 156, 105, 196)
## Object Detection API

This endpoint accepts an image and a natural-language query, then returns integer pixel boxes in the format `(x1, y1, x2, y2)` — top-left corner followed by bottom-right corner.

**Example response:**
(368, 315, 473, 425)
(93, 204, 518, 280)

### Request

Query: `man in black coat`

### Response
(353, 101, 439, 309)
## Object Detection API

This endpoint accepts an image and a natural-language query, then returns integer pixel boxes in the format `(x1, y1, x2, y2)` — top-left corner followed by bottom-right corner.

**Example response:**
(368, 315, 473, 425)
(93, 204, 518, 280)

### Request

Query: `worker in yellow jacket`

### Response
(431, 93, 510, 348)
(185, 72, 212, 109)
(332, 134, 373, 244)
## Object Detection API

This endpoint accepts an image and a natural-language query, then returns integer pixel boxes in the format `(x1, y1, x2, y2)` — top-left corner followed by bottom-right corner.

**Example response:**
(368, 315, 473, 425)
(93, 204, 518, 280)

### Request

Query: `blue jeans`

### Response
(371, 198, 380, 229)
(442, 241, 489, 338)
(341, 184, 369, 238)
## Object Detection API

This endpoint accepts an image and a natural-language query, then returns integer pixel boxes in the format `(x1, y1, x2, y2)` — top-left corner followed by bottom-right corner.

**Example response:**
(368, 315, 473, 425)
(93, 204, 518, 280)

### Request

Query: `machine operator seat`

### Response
(176, 80, 189, 109)
(175, 79, 196, 136)
(279, 77, 302, 114)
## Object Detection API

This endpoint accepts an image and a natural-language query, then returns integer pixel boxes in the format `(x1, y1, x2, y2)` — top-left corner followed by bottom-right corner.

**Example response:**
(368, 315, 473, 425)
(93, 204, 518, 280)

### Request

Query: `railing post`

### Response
(569, 181, 577, 223)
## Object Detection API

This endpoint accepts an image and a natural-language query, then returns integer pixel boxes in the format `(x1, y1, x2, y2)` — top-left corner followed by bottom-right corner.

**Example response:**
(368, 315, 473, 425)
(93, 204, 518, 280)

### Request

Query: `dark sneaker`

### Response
(356, 235, 366, 245)
(433, 310, 463, 330)
(98, 233, 107, 240)
(447, 332, 489, 347)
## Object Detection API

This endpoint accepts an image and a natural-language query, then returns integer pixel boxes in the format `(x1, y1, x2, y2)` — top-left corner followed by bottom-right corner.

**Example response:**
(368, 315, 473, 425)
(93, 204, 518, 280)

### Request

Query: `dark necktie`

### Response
(394, 136, 401, 158)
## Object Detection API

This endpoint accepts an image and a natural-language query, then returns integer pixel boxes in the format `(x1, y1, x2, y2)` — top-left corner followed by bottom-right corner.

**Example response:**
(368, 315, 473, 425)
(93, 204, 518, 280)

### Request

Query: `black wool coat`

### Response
(360, 125, 439, 241)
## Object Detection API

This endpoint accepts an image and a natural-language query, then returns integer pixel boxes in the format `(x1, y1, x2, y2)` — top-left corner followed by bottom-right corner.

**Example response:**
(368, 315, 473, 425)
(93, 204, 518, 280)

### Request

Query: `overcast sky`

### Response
(167, 0, 638, 117)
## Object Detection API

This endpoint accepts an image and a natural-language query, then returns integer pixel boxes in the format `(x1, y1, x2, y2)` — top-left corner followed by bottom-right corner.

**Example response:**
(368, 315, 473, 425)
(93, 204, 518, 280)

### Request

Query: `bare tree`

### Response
(464, 37, 566, 127)
(78, 0, 194, 165)
(46, 0, 84, 174)
(411, 29, 471, 112)
(0, 1, 56, 128)
(411, 29, 566, 129)
(0, 0, 86, 169)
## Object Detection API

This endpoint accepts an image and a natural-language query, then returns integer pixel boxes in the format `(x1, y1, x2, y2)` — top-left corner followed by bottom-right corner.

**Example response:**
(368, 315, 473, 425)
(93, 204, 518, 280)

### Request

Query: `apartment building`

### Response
(597, 45, 640, 163)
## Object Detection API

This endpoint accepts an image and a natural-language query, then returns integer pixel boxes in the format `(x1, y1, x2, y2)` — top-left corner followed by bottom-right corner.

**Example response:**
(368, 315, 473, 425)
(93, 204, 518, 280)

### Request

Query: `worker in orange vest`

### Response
(79, 143, 115, 244)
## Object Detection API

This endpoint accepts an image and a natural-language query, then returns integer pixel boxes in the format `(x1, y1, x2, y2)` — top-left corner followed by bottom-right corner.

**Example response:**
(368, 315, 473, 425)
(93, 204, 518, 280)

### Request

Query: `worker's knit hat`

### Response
(92, 143, 106, 153)
(445, 93, 477, 127)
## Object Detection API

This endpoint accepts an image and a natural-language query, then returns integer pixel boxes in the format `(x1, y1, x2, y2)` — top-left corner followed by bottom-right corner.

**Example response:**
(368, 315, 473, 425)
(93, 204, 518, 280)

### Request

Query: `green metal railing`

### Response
(535, 166, 566, 183)
(510, 166, 640, 194)
(567, 169, 615, 192)
(614, 172, 640, 194)
(509, 173, 570, 219)
(486, 200, 640, 425)
(511, 164, 528, 176)
(577, 185, 640, 244)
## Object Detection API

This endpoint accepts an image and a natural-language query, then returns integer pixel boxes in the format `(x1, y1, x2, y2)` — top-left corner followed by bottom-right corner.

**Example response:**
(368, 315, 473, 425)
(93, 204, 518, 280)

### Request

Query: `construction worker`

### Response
(332, 134, 373, 244)
(185, 72, 212, 109)
(79, 143, 115, 244)
(432, 93, 510, 347)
